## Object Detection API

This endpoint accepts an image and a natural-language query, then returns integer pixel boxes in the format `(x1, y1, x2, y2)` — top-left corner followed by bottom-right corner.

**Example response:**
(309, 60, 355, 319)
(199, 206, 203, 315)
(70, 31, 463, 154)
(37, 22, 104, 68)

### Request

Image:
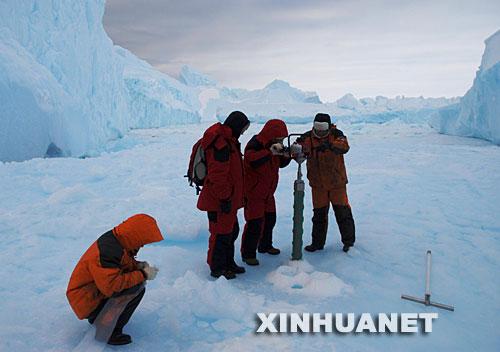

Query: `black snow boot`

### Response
(243, 257, 260, 266)
(304, 244, 324, 252)
(333, 205, 355, 247)
(108, 330, 132, 346)
(306, 207, 328, 252)
(228, 262, 246, 274)
(259, 246, 280, 255)
(211, 270, 236, 280)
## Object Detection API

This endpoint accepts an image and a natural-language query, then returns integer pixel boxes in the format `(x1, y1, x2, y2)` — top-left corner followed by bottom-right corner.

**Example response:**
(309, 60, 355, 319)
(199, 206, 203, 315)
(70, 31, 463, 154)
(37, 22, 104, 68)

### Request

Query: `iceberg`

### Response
(0, 1, 130, 162)
(116, 48, 201, 128)
(430, 30, 500, 145)
(179, 65, 217, 87)
(0, 0, 200, 162)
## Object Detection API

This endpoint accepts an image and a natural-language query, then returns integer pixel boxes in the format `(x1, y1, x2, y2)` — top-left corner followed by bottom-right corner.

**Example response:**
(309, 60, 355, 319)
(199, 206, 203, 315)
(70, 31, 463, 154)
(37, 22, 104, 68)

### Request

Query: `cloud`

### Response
(104, 0, 500, 101)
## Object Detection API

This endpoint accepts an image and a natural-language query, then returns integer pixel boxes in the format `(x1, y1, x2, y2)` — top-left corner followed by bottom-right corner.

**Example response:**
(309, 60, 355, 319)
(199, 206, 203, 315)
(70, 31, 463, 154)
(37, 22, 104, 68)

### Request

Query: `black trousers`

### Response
(88, 286, 145, 333)
(208, 219, 240, 272)
(241, 212, 277, 259)
(311, 205, 355, 248)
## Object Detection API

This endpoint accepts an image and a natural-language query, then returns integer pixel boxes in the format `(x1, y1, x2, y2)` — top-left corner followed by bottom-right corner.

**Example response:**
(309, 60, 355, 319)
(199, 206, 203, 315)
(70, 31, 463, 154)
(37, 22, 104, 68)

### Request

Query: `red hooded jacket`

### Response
(197, 123, 244, 211)
(244, 119, 290, 201)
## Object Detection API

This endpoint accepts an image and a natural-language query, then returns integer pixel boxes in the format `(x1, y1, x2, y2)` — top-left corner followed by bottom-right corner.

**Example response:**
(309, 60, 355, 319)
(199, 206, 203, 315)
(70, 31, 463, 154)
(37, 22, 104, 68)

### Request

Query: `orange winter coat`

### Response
(297, 125, 350, 189)
(66, 214, 164, 319)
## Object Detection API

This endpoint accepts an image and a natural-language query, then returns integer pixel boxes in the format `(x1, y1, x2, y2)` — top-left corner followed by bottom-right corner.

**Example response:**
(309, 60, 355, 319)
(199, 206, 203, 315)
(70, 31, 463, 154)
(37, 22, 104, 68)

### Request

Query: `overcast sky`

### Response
(104, 0, 500, 102)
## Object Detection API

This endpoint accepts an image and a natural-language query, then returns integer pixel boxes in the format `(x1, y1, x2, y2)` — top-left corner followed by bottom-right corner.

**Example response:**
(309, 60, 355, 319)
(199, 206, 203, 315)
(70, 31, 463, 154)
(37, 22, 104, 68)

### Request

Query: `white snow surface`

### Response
(430, 30, 500, 145)
(0, 121, 499, 351)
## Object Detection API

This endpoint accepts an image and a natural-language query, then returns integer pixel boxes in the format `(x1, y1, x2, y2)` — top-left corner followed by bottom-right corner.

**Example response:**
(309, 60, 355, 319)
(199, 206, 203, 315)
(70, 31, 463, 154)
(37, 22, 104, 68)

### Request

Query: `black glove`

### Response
(220, 199, 232, 214)
(316, 141, 331, 152)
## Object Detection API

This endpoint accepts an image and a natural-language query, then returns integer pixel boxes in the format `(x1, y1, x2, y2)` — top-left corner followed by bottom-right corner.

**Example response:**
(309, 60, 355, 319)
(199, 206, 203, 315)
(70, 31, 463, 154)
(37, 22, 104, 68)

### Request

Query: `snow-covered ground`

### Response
(0, 120, 499, 351)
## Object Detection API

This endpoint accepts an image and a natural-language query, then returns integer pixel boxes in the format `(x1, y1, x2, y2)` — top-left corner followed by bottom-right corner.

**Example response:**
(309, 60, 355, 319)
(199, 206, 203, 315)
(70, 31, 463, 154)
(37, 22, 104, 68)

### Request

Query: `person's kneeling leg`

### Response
(107, 287, 146, 345)
(88, 284, 145, 345)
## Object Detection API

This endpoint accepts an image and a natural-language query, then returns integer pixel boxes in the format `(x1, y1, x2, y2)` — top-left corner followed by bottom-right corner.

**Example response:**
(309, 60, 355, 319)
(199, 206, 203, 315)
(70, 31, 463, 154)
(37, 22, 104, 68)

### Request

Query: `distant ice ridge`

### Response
(211, 88, 457, 125)
(0, 1, 200, 162)
(116, 48, 200, 128)
(430, 30, 500, 145)
(234, 79, 323, 104)
(199, 78, 324, 123)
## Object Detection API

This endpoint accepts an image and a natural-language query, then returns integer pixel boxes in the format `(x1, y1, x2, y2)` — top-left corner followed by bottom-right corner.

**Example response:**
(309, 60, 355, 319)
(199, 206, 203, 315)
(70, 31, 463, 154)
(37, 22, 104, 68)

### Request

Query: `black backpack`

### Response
(186, 138, 207, 195)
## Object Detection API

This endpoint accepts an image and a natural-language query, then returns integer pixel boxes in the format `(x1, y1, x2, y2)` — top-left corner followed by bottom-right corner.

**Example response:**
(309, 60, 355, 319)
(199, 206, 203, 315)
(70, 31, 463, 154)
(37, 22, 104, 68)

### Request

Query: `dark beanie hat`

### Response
(224, 111, 250, 137)
(314, 113, 331, 124)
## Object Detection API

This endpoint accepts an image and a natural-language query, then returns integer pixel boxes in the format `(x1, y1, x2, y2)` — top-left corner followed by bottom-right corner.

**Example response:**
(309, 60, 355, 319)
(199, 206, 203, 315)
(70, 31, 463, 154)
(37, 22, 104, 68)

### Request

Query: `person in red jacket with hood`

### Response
(197, 111, 250, 279)
(241, 119, 290, 266)
(66, 214, 164, 345)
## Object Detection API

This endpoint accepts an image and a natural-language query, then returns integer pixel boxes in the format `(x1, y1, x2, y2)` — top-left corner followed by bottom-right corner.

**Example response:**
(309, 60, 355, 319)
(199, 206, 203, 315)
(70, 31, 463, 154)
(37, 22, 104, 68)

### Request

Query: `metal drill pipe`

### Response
(291, 163, 304, 261)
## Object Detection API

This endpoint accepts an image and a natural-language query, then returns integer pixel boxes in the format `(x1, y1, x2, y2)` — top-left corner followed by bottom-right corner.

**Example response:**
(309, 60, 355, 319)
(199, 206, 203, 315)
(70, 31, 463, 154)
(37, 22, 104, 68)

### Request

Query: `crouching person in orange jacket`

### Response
(66, 214, 164, 346)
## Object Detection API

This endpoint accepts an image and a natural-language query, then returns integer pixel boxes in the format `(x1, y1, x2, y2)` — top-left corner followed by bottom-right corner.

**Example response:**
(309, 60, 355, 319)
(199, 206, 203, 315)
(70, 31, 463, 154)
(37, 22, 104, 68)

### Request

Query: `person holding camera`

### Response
(197, 111, 250, 279)
(296, 113, 355, 253)
(240, 119, 290, 266)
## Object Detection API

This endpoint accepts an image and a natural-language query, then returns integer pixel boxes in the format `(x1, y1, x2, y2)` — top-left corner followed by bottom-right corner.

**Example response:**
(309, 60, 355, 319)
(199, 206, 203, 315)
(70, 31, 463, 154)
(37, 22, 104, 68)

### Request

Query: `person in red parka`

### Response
(241, 119, 290, 266)
(197, 111, 250, 280)
(66, 214, 164, 345)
